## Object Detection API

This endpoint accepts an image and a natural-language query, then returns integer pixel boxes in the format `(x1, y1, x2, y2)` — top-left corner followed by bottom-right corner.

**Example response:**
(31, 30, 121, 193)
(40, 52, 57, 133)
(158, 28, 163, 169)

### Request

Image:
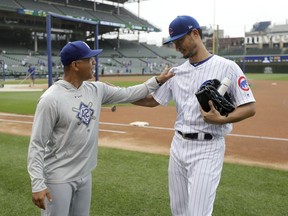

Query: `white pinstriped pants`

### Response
(168, 132, 225, 216)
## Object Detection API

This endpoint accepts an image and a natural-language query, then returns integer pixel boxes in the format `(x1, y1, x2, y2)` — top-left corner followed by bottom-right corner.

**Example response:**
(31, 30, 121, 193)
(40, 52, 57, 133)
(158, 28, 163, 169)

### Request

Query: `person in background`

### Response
(27, 64, 36, 87)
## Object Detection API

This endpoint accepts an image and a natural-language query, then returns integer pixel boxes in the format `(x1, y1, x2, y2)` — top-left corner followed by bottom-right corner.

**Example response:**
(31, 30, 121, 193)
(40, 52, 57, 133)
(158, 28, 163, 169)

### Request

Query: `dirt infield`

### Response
(0, 79, 288, 170)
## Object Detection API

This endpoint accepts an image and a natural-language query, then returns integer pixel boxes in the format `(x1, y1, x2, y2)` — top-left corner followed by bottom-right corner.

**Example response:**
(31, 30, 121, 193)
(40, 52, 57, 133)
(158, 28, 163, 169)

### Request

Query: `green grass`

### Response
(107, 81, 142, 86)
(0, 78, 173, 114)
(214, 164, 288, 216)
(3, 73, 288, 85)
(2, 73, 286, 114)
(0, 133, 287, 216)
(246, 73, 288, 80)
(0, 92, 43, 114)
(1, 74, 288, 215)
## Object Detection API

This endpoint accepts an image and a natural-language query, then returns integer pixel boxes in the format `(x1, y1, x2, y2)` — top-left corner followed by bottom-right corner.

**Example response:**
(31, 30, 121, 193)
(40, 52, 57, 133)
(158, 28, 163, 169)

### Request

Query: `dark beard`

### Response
(183, 50, 196, 59)
(183, 44, 197, 59)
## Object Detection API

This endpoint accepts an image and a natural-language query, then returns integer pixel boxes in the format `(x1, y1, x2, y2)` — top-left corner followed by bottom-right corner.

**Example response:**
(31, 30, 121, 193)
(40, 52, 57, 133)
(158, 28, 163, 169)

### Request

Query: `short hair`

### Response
(196, 28, 203, 39)
(188, 28, 203, 39)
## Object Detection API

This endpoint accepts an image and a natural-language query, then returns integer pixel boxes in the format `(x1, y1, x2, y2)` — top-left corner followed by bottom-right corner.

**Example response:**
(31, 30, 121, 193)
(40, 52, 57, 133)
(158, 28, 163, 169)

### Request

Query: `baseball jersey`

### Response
(28, 77, 159, 193)
(152, 55, 255, 137)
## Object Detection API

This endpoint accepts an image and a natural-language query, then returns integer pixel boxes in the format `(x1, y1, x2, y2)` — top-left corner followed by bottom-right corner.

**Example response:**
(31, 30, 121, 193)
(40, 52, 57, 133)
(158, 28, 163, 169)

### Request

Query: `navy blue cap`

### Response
(60, 41, 103, 66)
(163, 15, 200, 45)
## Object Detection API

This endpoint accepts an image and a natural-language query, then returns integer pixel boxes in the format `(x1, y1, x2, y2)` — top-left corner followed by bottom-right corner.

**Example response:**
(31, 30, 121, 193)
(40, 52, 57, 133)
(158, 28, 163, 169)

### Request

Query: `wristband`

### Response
(155, 77, 162, 86)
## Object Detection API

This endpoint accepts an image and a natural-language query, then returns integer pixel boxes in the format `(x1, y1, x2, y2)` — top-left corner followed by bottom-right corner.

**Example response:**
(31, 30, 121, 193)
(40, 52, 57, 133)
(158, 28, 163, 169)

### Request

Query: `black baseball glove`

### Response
(195, 79, 235, 116)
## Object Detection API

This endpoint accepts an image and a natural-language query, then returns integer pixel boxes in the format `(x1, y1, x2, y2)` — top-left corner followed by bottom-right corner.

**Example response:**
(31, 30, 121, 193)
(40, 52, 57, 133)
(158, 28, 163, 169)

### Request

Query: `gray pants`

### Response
(42, 174, 92, 216)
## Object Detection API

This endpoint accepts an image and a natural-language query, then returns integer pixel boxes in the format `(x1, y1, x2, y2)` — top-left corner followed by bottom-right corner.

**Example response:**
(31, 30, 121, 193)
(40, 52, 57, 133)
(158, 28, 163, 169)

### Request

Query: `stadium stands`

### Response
(16, 0, 62, 14)
(0, 37, 181, 78)
(0, 0, 19, 10)
(1, 0, 288, 79)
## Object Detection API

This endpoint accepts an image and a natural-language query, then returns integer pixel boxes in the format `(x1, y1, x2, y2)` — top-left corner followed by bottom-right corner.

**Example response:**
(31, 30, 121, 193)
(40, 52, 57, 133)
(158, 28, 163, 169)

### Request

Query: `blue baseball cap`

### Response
(163, 15, 200, 45)
(60, 41, 103, 66)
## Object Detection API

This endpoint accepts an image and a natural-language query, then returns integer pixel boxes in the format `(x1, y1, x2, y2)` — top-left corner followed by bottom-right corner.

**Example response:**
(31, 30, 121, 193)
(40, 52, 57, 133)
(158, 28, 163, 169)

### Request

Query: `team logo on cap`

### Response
(238, 76, 249, 91)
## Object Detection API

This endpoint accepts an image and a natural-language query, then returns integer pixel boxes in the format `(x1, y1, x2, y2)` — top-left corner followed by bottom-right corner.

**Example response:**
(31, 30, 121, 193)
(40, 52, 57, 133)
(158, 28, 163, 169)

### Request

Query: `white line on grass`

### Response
(0, 119, 32, 124)
(99, 129, 126, 134)
(101, 122, 288, 142)
(0, 113, 34, 118)
(227, 133, 288, 142)
(0, 117, 287, 142)
(0, 118, 126, 134)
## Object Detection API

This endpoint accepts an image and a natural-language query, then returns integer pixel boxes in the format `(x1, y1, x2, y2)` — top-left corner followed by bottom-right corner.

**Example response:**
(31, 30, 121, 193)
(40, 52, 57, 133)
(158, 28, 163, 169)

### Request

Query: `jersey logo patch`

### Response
(72, 102, 96, 126)
(238, 76, 250, 91)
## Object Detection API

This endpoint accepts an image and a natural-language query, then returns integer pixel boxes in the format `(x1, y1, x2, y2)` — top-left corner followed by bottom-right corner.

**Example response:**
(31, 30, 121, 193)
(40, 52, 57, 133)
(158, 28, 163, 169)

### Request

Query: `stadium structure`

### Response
(206, 21, 288, 74)
(0, 0, 288, 83)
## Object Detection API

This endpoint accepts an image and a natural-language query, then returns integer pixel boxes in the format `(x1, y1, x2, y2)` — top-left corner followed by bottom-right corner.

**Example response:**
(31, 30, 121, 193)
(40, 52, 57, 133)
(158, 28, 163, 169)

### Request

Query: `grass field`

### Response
(0, 74, 288, 215)
(2, 72, 288, 85)
(0, 133, 287, 216)
(1, 73, 288, 115)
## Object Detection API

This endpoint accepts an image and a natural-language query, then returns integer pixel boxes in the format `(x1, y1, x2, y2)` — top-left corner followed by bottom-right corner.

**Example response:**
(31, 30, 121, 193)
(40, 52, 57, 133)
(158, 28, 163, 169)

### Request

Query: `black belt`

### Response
(177, 131, 213, 140)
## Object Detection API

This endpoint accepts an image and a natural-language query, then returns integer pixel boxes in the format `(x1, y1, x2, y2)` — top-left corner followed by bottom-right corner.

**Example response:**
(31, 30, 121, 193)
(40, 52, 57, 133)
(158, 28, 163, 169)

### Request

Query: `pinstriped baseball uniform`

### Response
(27, 77, 160, 216)
(152, 55, 255, 216)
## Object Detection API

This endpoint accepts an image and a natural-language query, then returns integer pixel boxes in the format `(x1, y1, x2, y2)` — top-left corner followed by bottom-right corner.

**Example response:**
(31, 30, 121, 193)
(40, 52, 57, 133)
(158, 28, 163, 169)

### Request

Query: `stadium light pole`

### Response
(94, 23, 99, 81)
(46, 13, 100, 87)
(212, 0, 216, 54)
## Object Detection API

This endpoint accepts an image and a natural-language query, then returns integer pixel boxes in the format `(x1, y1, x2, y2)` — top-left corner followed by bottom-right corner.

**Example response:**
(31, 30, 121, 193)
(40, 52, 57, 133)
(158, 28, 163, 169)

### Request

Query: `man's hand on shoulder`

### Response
(155, 67, 175, 85)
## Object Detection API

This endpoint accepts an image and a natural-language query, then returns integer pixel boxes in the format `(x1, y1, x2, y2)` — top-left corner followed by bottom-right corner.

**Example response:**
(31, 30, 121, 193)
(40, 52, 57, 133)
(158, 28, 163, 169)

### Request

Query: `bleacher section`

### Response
(107, 39, 158, 58)
(7, 0, 160, 34)
(54, 5, 95, 19)
(3, 0, 287, 79)
(118, 7, 158, 30)
(0, 0, 19, 11)
(16, 0, 62, 14)
(86, 10, 121, 24)
(142, 44, 182, 58)
(0, 53, 54, 78)
(0, 38, 182, 78)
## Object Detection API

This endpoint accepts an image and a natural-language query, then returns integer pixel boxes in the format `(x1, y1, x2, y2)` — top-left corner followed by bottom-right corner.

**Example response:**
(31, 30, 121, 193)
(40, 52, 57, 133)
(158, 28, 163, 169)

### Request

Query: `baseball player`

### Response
(134, 16, 256, 216)
(27, 64, 36, 87)
(27, 41, 173, 216)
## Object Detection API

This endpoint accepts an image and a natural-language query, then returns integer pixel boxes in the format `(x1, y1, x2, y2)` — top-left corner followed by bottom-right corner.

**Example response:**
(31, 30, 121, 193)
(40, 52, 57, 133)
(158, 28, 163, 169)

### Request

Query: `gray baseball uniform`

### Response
(27, 77, 160, 216)
(152, 55, 255, 216)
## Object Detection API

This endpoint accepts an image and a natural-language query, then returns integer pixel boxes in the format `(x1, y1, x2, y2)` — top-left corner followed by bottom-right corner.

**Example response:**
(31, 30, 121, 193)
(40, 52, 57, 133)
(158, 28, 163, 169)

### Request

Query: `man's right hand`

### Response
(155, 67, 174, 85)
(32, 188, 52, 210)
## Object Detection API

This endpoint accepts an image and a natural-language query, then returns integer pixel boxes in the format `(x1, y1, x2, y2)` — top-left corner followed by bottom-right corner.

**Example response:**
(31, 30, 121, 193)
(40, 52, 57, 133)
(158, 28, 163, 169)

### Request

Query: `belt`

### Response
(177, 131, 213, 140)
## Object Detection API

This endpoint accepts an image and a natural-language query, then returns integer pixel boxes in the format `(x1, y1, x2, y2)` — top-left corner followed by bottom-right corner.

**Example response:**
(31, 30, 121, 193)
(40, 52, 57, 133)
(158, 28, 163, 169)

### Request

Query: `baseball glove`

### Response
(195, 79, 235, 116)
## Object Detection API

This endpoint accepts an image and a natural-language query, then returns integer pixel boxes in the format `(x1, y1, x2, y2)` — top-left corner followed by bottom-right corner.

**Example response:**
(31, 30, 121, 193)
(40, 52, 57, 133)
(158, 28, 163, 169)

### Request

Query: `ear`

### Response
(192, 29, 200, 37)
(71, 61, 80, 71)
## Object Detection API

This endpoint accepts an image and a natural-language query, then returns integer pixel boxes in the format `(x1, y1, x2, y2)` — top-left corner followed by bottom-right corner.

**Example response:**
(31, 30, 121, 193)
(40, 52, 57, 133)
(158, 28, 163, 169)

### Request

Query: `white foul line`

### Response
(0, 117, 287, 142)
(227, 133, 288, 142)
(0, 118, 126, 134)
(0, 119, 32, 124)
(99, 129, 126, 134)
(0, 113, 34, 118)
(100, 122, 288, 142)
